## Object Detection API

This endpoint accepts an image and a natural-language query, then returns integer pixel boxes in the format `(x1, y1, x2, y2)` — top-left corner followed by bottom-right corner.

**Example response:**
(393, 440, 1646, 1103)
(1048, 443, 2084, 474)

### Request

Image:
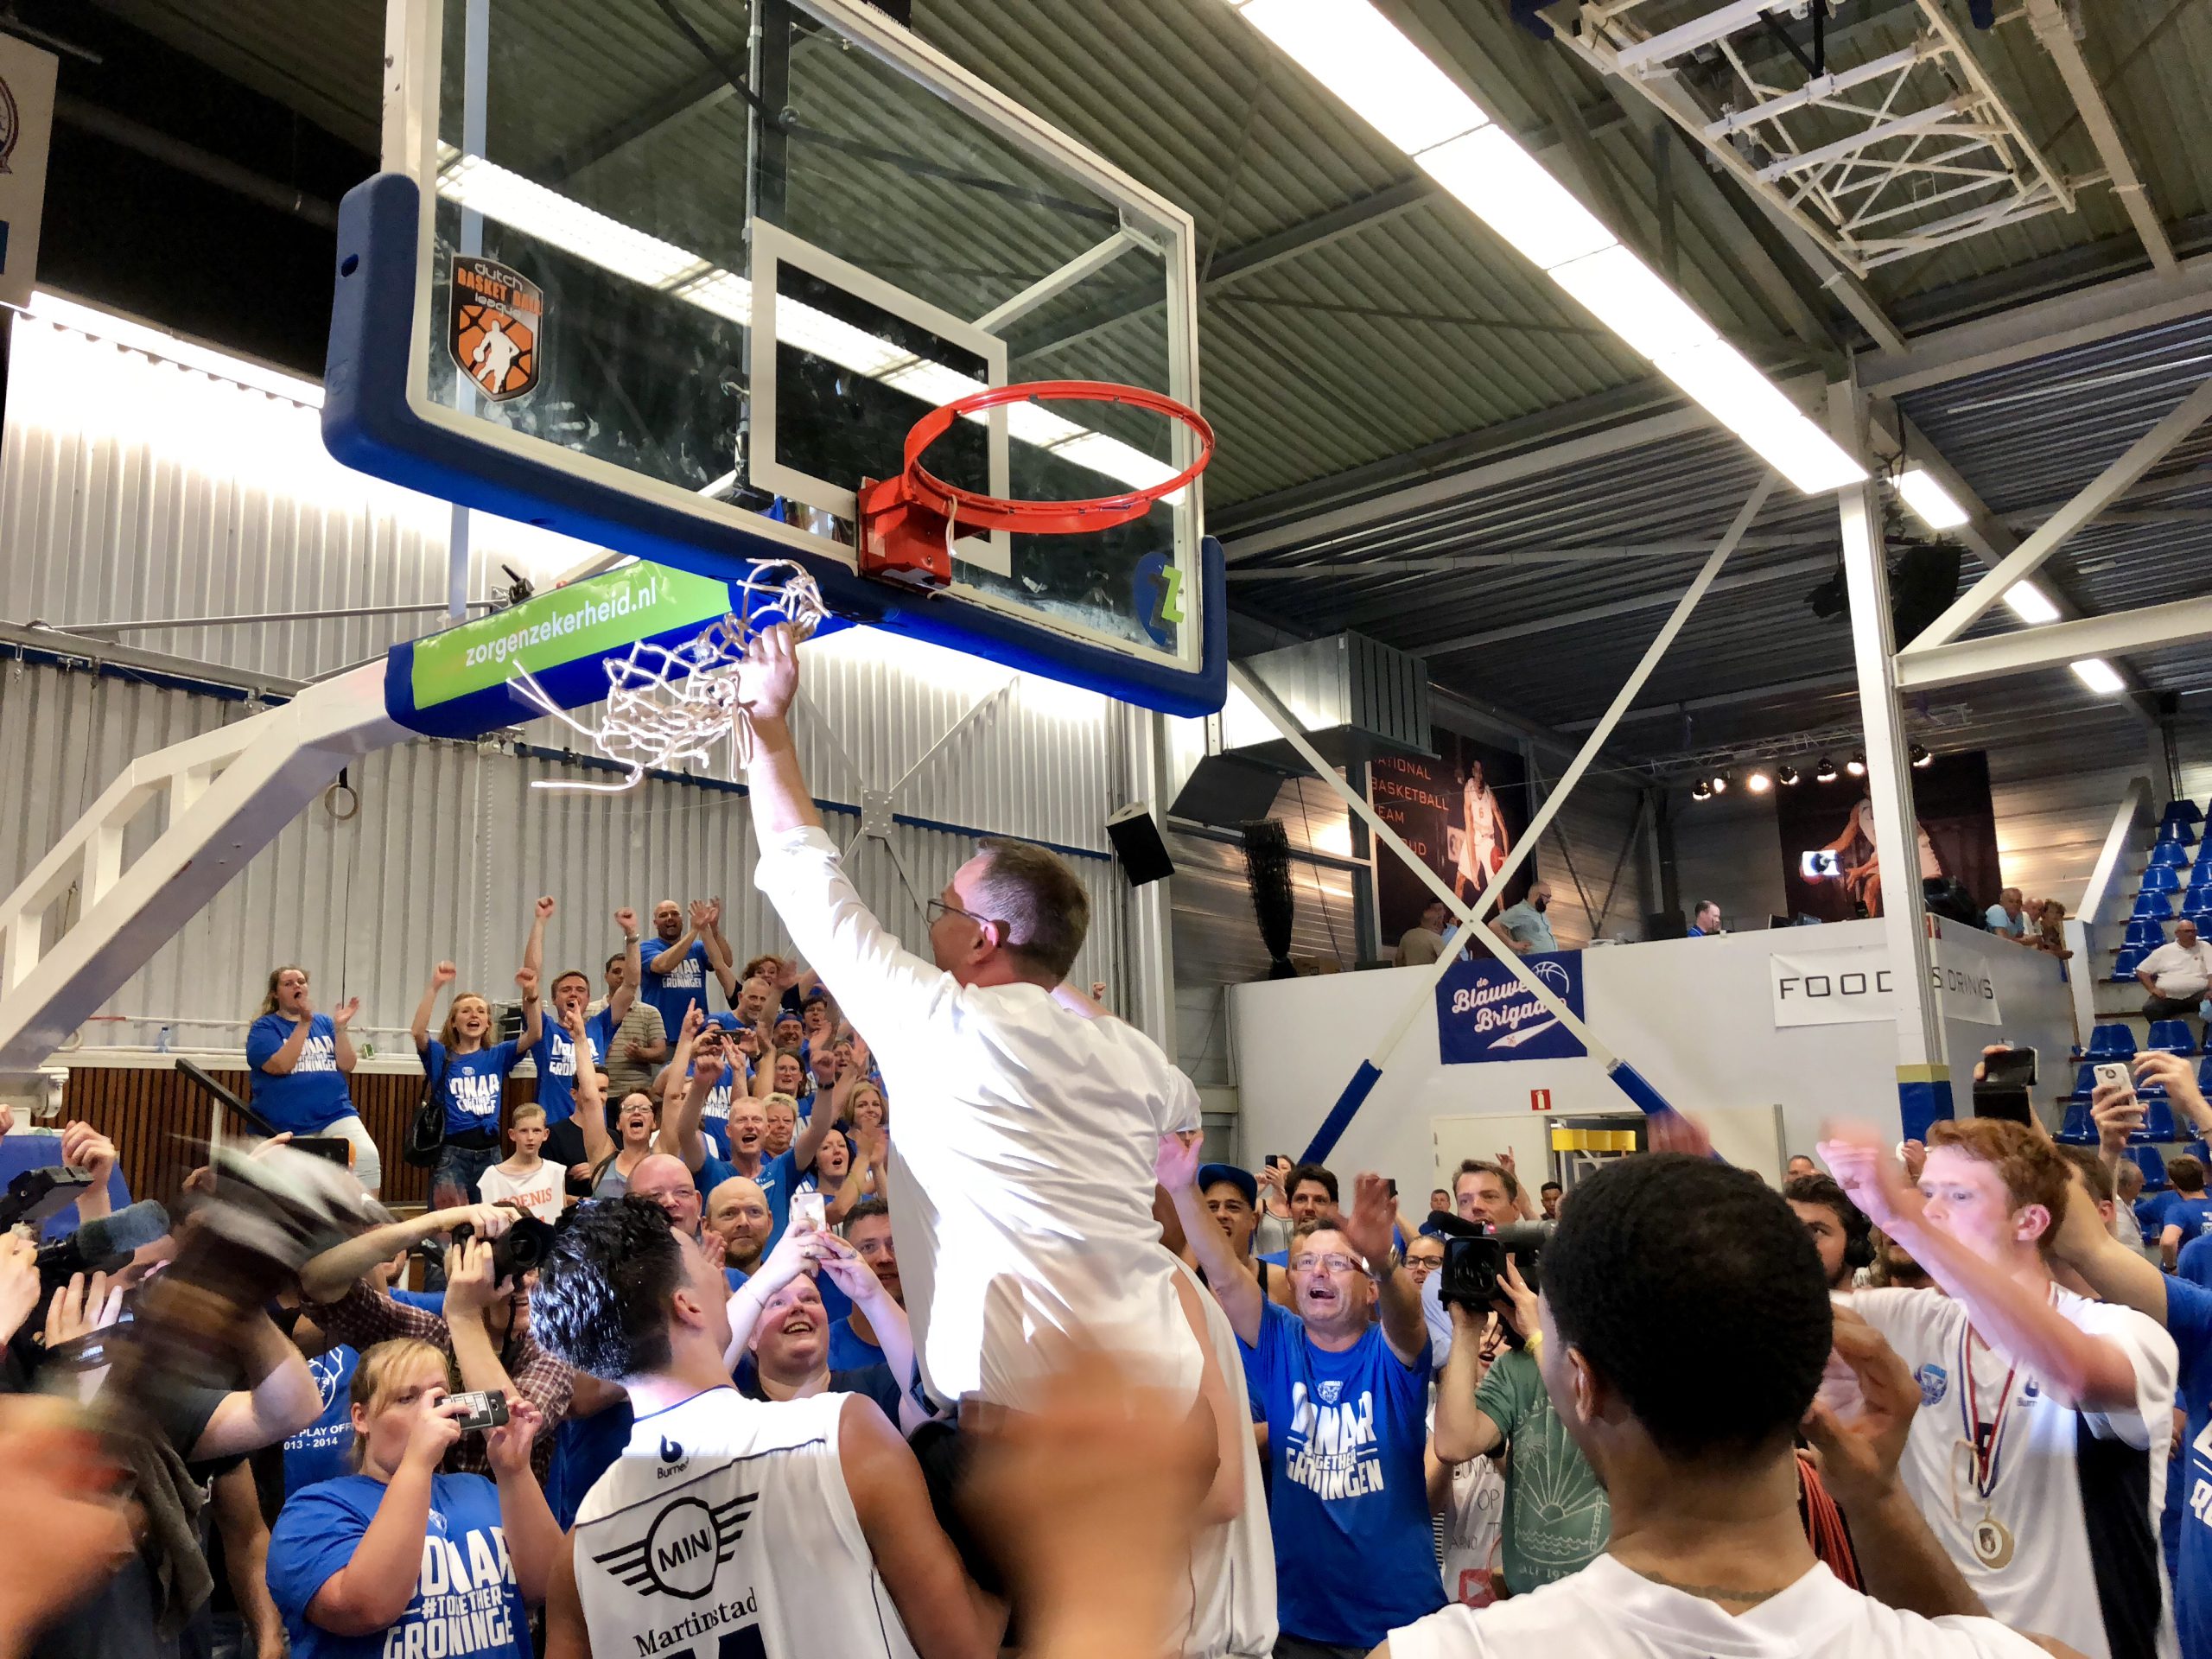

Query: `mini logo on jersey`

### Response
(449, 257, 542, 403)
(593, 1492, 756, 1601)
(2019, 1379, 2040, 1404)
(1916, 1363, 1948, 1407)
(1317, 1380, 1344, 1406)
(659, 1436, 684, 1463)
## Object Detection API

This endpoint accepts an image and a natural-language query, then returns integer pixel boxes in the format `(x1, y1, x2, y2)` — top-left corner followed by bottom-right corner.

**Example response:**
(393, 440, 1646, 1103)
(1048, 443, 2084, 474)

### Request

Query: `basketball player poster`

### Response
(1774, 748, 2001, 923)
(1373, 730, 1534, 944)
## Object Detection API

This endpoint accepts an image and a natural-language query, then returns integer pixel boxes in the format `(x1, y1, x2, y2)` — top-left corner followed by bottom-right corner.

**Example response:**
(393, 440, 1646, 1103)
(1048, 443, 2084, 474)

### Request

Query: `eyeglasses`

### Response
(925, 897, 1001, 936)
(1290, 1252, 1363, 1275)
(1404, 1255, 1444, 1275)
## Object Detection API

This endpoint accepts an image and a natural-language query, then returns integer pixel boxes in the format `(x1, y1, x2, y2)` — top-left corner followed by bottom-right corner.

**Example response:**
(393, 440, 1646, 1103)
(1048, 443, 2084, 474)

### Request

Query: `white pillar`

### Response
(1830, 381, 1950, 1140)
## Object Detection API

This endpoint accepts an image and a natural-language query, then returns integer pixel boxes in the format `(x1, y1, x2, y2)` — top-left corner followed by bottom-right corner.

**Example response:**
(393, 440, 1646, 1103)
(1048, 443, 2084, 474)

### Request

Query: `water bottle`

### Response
(156, 1025, 172, 1054)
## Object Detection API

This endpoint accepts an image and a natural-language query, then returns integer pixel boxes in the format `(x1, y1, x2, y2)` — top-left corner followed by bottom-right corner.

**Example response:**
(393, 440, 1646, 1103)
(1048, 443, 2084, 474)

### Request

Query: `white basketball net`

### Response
(510, 561, 829, 793)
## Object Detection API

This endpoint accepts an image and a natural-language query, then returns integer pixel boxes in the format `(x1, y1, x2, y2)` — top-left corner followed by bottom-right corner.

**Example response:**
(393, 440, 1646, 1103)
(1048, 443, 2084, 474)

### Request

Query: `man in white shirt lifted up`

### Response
(732, 630, 1243, 1529)
(1822, 1116, 2178, 1659)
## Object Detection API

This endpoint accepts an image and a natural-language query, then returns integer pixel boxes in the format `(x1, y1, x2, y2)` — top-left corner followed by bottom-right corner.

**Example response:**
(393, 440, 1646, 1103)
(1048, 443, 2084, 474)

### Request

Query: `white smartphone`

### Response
(2092, 1061, 2138, 1104)
(791, 1191, 828, 1233)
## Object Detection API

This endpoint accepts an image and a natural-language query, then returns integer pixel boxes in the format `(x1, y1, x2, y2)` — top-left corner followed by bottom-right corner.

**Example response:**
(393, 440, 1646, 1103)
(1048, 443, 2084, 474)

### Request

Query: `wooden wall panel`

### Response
(57, 1067, 543, 1213)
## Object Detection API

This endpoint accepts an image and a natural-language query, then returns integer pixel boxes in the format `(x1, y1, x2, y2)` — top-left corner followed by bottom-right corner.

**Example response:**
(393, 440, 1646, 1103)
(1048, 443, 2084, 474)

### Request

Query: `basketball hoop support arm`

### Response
(1231, 471, 1776, 1162)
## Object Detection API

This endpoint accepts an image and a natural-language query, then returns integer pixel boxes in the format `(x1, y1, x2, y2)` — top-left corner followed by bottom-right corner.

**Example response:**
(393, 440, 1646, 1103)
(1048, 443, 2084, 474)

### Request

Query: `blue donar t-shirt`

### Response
(528, 1012, 612, 1128)
(2168, 1198, 2212, 1248)
(642, 938, 713, 1033)
(1241, 1299, 1441, 1646)
(266, 1471, 530, 1659)
(2158, 1275, 2212, 1659)
(247, 1013, 356, 1135)
(281, 1346, 360, 1499)
(422, 1039, 523, 1137)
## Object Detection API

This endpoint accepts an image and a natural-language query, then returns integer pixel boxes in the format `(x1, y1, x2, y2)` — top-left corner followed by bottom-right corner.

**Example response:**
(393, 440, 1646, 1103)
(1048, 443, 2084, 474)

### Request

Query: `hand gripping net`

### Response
(511, 561, 828, 793)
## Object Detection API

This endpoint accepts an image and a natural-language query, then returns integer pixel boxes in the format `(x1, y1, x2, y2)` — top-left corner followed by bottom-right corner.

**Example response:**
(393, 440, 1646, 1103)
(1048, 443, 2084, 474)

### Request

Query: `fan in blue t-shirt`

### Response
(265, 1344, 550, 1659)
(411, 959, 540, 1206)
(520, 898, 639, 1127)
(639, 897, 734, 1033)
(279, 1345, 360, 1499)
(2150, 1274, 2212, 1659)
(2163, 1174, 2212, 1268)
(245, 968, 365, 1138)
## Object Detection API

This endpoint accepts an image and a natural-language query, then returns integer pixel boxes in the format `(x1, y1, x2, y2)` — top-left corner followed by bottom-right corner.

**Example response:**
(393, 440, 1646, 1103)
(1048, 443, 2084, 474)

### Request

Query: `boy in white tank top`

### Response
(528, 1198, 982, 1659)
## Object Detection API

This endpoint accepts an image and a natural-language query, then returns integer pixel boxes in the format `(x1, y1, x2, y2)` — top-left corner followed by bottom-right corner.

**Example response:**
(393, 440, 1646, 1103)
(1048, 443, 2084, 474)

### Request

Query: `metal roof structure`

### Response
(77, 0, 2212, 773)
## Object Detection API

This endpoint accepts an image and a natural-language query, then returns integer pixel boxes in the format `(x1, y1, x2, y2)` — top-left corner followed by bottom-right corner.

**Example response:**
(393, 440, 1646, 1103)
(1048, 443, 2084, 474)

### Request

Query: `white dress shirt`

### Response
(754, 824, 1203, 1409)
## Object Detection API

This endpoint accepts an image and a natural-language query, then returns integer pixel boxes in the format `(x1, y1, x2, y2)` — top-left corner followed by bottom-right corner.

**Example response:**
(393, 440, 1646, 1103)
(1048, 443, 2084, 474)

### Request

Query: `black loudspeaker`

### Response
(1106, 803, 1176, 887)
(1891, 543, 1966, 642)
(1645, 909, 1688, 941)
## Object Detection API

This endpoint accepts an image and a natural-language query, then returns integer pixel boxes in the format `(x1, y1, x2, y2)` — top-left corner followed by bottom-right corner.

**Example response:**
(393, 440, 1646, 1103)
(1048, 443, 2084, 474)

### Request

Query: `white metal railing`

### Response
(2068, 774, 2158, 1039)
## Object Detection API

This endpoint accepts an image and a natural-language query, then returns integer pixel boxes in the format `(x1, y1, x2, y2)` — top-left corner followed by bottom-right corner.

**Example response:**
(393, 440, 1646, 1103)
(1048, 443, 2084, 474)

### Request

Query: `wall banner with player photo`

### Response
(1373, 730, 1533, 946)
(1772, 749, 2001, 923)
(1437, 951, 1587, 1063)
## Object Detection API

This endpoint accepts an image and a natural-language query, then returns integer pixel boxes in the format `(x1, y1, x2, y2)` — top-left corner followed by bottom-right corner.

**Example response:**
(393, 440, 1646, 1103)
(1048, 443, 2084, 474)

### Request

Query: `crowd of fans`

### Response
(3, 628, 2208, 1659)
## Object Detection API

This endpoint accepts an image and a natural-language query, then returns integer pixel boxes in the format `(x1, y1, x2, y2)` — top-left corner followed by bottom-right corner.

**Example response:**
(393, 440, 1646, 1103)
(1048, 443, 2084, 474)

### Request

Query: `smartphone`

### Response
(446, 1390, 510, 1433)
(1981, 1046, 2038, 1089)
(1800, 850, 1842, 880)
(791, 1191, 828, 1233)
(1270, 1154, 1289, 1170)
(289, 1136, 354, 1168)
(2092, 1060, 2137, 1103)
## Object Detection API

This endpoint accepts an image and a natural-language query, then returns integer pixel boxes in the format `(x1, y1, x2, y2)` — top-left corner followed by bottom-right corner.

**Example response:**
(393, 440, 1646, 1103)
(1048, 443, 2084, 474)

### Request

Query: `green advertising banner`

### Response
(410, 563, 731, 708)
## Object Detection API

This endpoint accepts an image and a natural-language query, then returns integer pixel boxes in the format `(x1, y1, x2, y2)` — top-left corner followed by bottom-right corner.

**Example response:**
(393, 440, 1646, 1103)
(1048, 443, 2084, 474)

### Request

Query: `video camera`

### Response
(0, 1165, 95, 1234)
(1439, 1220, 1548, 1312)
(451, 1214, 556, 1284)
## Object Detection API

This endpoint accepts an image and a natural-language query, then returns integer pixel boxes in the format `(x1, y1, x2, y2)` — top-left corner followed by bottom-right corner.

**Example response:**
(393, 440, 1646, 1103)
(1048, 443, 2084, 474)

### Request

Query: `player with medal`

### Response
(1821, 1117, 2178, 1659)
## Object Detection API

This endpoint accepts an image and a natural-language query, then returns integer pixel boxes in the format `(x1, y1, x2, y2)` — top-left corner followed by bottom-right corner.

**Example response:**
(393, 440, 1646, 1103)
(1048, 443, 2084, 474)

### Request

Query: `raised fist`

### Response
(535, 895, 556, 919)
(432, 961, 458, 987)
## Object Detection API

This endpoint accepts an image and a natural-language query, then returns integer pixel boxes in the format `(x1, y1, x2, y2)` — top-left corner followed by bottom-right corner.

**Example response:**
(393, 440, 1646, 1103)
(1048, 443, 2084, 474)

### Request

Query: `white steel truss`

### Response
(1573, 0, 2077, 276)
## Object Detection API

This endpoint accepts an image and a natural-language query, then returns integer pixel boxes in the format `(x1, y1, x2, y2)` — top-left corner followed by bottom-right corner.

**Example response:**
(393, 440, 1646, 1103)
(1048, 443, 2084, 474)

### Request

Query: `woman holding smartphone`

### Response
(265, 1338, 559, 1659)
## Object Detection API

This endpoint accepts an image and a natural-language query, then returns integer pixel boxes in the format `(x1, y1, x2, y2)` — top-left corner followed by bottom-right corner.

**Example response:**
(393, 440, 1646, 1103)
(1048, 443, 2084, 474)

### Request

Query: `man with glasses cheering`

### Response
(732, 626, 1248, 1611)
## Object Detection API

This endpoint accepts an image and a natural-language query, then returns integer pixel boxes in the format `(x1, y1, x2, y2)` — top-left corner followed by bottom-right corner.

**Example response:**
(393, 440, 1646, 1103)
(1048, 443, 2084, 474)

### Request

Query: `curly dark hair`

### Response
(1545, 1154, 1831, 1462)
(529, 1198, 687, 1381)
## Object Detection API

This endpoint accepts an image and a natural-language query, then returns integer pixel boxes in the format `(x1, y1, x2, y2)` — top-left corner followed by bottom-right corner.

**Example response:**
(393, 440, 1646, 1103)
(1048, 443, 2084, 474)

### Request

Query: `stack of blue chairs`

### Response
(2188, 861, 2212, 919)
(2127, 918, 2170, 948)
(2137, 890, 2178, 922)
(2114, 947, 2147, 982)
(2086, 1024, 2138, 1062)
(2152, 841, 2194, 871)
(2145, 866, 2183, 895)
(2163, 798, 2205, 830)
(2149, 1020, 2201, 1056)
(2201, 1054, 2212, 1094)
(2133, 1145, 2171, 1191)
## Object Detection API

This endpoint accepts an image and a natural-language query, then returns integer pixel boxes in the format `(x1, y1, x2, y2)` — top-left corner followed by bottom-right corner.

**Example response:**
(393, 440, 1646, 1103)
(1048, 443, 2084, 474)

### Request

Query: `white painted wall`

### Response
(1228, 922, 2075, 1192)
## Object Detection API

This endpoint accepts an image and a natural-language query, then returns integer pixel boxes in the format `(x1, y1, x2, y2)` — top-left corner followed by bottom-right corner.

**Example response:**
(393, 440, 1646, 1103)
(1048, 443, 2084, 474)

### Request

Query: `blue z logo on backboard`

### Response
(1437, 952, 1586, 1064)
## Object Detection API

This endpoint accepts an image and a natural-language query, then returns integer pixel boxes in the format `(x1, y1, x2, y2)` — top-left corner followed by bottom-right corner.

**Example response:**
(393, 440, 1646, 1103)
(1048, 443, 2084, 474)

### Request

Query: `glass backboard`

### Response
(327, 0, 1223, 718)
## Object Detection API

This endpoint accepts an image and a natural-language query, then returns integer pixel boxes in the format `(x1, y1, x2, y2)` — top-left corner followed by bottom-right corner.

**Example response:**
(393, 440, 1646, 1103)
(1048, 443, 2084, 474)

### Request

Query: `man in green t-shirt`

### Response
(1430, 1255, 1610, 1592)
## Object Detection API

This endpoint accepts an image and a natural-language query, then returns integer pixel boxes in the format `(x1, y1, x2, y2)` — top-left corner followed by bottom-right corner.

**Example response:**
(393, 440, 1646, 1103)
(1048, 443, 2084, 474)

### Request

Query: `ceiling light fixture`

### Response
(1216, 0, 1865, 497)
(1777, 765, 1801, 786)
(1746, 769, 1772, 794)
(1711, 771, 1732, 795)
(1815, 757, 1838, 782)
(2072, 658, 2126, 696)
(1846, 753, 1868, 778)
(1910, 742, 1933, 768)
(1691, 777, 1713, 801)
(1896, 468, 1969, 530)
(2003, 581, 2062, 626)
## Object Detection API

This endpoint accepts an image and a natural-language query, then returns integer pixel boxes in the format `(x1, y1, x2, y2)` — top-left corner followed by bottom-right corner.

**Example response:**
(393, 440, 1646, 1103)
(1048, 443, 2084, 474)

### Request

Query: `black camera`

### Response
(0, 1166, 94, 1233)
(1440, 1222, 1547, 1311)
(451, 1215, 556, 1283)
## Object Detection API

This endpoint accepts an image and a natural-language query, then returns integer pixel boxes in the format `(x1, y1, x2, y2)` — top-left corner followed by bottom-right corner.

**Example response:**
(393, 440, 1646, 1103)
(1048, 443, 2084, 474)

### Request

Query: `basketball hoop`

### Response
(857, 379, 1216, 590)
(510, 560, 829, 792)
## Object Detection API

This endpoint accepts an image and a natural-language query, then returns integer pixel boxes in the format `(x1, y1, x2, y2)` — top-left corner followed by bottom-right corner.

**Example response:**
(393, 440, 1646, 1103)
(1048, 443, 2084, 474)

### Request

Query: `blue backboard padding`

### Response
(325, 174, 1227, 720)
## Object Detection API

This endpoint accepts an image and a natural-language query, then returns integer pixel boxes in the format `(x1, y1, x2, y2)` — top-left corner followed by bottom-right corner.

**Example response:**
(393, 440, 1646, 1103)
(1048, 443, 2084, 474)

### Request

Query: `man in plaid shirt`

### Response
(299, 1200, 572, 1484)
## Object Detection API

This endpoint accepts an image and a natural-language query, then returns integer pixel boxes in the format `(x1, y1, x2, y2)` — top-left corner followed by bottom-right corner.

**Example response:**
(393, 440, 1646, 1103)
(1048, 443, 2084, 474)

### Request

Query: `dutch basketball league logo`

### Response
(449, 256, 543, 403)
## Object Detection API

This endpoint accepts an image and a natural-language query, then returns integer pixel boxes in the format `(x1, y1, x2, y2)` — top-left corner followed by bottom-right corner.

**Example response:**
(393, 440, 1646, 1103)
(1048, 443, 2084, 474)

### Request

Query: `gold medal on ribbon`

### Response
(1972, 1510, 2017, 1569)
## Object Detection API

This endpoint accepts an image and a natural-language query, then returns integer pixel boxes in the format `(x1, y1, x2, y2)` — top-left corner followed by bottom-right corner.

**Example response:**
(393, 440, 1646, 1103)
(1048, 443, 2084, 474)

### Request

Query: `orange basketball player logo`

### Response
(448, 256, 543, 404)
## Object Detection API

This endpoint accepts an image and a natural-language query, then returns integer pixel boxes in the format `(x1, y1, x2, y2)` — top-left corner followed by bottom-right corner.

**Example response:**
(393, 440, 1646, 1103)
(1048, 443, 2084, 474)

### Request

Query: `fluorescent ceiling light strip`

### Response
(1223, 0, 1866, 495)
(433, 151, 1176, 498)
(2002, 581, 2061, 625)
(2071, 658, 2126, 696)
(25, 290, 327, 407)
(1896, 467, 1969, 530)
(1235, 0, 1491, 156)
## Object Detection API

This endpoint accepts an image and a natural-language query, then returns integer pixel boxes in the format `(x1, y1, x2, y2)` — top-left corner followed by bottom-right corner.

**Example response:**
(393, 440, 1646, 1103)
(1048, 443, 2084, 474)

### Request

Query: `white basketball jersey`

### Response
(571, 1386, 918, 1659)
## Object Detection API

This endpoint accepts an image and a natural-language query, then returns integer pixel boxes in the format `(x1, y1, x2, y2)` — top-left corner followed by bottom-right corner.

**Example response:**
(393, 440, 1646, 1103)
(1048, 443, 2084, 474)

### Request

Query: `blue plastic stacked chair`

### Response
(2145, 866, 2183, 894)
(2088, 1024, 2139, 1061)
(2187, 1139, 2211, 1166)
(2136, 890, 2177, 921)
(2201, 1054, 2212, 1094)
(2133, 1145, 2171, 1190)
(2195, 855, 2212, 887)
(2114, 946, 2148, 982)
(2158, 819, 2200, 847)
(2152, 841, 2193, 870)
(2133, 1096, 2179, 1144)
(2127, 918, 2169, 948)
(2164, 799, 2206, 827)
(2187, 885, 2212, 918)
(2150, 1020, 2200, 1056)
(2056, 1098, 2095, 1145)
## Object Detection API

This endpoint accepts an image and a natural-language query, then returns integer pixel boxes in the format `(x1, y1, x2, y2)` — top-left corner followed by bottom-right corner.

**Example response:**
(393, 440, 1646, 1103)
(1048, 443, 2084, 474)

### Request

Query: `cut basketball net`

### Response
(858, 378, 1216, 589)
(511, 560, 829, 792)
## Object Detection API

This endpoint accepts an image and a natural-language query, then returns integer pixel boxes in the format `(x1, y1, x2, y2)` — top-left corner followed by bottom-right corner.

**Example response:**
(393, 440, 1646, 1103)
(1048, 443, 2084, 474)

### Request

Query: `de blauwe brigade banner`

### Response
(1437, 950, 1587, 1064)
